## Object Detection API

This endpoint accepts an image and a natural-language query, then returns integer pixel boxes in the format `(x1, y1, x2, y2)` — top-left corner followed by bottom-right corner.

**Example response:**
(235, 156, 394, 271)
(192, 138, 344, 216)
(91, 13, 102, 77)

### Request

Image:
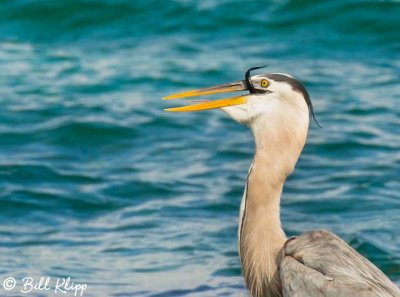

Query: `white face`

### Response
(221, 74, 310, 128)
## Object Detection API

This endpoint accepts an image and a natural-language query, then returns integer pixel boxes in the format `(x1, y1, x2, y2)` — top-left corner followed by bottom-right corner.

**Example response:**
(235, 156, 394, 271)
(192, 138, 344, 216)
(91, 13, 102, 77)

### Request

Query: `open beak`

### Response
(162, 80, 248, 112)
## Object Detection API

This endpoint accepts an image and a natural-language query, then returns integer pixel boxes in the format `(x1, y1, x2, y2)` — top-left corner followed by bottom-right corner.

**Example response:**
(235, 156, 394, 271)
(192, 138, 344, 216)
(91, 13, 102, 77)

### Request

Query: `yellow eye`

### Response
(261, 79, 269, 88)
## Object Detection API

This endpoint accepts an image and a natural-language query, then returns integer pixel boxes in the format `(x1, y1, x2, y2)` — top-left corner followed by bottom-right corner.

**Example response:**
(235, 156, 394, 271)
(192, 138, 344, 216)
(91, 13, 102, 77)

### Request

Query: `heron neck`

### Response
(239, 119, 305, 297)
(245, 148, 286, 235)
(240, 147, 288, 258)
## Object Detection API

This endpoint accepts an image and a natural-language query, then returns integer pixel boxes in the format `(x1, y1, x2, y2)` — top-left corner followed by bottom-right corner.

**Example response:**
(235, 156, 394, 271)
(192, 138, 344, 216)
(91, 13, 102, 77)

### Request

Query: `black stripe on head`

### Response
(266, 74, 320, 127)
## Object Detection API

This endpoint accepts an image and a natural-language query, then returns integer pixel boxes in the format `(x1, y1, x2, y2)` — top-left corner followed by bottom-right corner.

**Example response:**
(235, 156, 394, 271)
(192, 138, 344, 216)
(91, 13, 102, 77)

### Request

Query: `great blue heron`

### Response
(163, 67, 400, 297)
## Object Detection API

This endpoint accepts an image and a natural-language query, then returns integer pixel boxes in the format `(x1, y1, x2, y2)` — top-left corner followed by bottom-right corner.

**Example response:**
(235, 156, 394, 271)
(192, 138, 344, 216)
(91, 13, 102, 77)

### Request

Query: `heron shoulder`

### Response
(279, 230, 400, 297)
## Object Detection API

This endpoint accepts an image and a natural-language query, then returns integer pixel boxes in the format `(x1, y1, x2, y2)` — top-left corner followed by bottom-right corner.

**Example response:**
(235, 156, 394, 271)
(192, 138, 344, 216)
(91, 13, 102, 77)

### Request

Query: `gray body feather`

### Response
(280, 230, 400, 297)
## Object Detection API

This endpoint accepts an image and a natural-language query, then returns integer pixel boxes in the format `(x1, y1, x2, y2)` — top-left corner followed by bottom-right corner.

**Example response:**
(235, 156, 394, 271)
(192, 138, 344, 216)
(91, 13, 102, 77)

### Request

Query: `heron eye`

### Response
(260, 79, 269, 88)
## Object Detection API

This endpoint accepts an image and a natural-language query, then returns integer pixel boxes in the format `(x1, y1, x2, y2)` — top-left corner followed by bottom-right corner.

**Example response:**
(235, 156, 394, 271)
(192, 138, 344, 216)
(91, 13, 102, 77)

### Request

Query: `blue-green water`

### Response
(0, 0, 399, 296)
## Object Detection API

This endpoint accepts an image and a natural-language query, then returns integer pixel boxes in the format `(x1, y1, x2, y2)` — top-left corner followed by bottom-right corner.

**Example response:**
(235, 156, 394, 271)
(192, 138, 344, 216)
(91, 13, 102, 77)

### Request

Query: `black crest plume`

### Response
(245, 66, 268, 94)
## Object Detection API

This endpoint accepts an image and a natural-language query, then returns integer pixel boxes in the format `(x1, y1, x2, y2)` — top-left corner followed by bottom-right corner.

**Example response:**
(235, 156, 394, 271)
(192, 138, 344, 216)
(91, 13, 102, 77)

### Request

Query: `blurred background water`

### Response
(0, 0, 399, 296)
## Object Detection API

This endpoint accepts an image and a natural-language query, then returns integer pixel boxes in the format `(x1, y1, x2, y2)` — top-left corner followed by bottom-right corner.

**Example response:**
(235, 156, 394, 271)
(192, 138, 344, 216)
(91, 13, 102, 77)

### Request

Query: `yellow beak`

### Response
(163, 80, 249, 112)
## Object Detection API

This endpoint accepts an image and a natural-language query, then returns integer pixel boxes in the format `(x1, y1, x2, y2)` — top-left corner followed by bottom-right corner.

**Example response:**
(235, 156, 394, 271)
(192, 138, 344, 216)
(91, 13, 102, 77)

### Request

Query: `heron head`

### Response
(163, 67, 318, 129)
